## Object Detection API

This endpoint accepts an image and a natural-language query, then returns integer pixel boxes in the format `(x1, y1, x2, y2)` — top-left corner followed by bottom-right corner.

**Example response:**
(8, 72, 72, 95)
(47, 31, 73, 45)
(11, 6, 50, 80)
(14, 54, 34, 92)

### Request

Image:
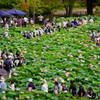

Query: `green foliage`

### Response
(0, 0, 100, 15)
(0, 16, 100, 99)
(0, 0, 20, 9)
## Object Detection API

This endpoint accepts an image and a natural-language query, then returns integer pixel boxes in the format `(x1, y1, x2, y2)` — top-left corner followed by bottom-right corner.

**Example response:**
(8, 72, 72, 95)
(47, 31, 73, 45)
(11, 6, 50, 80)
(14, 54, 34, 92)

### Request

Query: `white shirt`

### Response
(5, 23, 9, 29)
(24, 17, 28, 23)
(38, 15, 44, 21)
(39, 29, 44, 35)
(89, 19, 94, 23)
(34, 30, 39, 36)
(63, 21, 67, 27)
(57, 23, 61, 27)
(9, 84, 15, 90)
(83, 19, 87, 24)
(41, 83, 48, 92)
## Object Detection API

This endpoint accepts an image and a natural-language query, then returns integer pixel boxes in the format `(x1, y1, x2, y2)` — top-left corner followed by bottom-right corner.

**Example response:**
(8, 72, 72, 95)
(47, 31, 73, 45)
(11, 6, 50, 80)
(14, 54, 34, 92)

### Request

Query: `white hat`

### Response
(9, 53, 13, 56)
(8, 55, 12, 59)
(28, 78, 33, 82)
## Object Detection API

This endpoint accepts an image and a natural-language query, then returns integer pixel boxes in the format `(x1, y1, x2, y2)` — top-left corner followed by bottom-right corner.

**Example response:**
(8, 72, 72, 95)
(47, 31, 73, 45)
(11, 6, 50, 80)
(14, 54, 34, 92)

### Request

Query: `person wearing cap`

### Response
(0, 77, 7, 92)
(27, 78, 35, 91)
(41, 79, 48, 93)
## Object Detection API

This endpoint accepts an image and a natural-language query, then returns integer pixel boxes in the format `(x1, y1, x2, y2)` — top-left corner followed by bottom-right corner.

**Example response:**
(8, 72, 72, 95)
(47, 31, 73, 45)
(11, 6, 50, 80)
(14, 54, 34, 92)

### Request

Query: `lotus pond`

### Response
(0, 16, 100, 100)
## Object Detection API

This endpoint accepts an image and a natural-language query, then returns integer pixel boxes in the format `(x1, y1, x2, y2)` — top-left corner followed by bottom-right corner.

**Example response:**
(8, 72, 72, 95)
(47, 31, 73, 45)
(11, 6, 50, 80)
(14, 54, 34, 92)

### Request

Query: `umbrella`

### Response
(0, 10, 11, 17)
(7, 9, 27, 16)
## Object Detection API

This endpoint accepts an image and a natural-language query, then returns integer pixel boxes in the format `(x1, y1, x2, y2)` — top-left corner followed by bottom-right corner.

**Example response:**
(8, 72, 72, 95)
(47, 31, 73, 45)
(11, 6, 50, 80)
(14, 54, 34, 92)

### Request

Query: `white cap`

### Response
(28, 78, 33, 82)
(8, 55, 12, 59)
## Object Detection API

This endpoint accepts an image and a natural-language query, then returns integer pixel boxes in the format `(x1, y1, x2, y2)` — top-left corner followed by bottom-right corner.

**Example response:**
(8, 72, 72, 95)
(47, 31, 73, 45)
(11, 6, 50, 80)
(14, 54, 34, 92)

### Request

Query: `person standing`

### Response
(4, 56, 13, 78)
(38, 15, 44, 24)
(0, 77, 7, 92)
(23, 17, 28, 27)
(18, 18, 23, 27)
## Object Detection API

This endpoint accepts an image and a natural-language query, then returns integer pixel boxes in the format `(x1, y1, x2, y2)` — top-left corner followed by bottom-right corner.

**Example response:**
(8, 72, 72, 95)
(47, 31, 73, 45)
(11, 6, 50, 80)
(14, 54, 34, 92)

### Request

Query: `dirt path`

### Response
(54, 8, 100, 16)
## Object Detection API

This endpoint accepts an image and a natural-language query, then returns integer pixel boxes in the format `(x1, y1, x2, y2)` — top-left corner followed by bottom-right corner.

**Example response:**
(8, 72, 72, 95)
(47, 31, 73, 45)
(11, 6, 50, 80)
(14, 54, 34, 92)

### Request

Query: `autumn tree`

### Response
(18, 0, 42, 16)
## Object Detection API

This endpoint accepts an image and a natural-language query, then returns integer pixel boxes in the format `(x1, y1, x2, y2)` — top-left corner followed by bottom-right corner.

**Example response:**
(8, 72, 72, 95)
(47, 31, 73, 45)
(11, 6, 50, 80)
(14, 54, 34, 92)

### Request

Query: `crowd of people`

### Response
(20, 17, 96, 39)
(20, 16, 100, 47)
(0, 76, 100, 99)
(0, 15, 45, 29)
(0, 50, 25, 77)
(88, 30, 100, 46)
(0, 16, 99, 99)
(26, 78, 100, 99)
(1, 16, 99, 42)
(0, 16, 34, 29)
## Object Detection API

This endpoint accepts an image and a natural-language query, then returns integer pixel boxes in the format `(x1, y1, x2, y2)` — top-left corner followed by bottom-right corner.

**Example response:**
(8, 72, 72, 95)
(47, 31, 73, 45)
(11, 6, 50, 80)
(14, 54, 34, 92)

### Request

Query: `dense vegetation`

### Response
(0, 0, 100, 16)
(0, 16, 99, 100)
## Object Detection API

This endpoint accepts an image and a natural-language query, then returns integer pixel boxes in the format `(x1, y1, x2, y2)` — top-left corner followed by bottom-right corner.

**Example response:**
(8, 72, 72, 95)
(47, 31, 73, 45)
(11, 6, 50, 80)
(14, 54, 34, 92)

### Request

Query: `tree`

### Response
(0, 0, 20, 9)
(87, 0, 100, 15)
(62, 0, 76, 17)
(18, 0, 42, 16)
(78, 0, 100, 15)
(86, 0, 93, 15)
(41, 0, 61, 15)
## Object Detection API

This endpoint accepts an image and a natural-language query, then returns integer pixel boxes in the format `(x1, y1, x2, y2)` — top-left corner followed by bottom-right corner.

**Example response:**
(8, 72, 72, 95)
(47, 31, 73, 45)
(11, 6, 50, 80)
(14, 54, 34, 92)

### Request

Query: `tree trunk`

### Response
(67, 0, 75, 17)
(64, 5, 69, 17)
(87, 0, 93, 15)
(68, 4, 74, 17)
